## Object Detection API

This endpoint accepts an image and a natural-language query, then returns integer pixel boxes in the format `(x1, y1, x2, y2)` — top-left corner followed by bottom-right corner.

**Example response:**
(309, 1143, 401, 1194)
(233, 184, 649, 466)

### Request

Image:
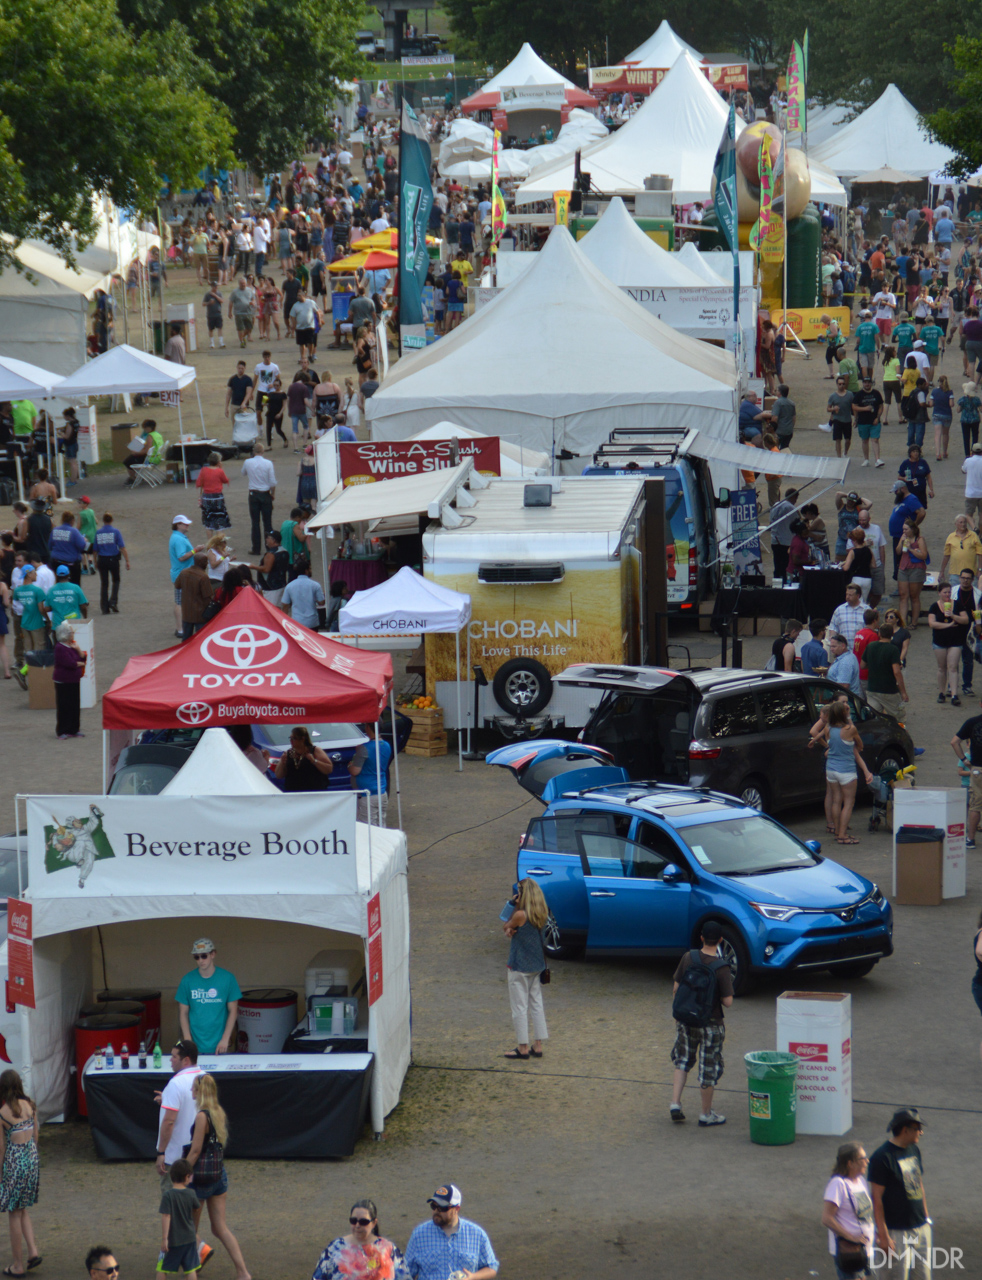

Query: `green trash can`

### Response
(745, 1051, 799, 1145)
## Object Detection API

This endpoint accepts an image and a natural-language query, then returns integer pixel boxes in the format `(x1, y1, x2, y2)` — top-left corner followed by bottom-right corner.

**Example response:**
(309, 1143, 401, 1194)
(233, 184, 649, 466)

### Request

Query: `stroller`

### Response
(868, 763, 916, 832)
(232, 410, 259, 455)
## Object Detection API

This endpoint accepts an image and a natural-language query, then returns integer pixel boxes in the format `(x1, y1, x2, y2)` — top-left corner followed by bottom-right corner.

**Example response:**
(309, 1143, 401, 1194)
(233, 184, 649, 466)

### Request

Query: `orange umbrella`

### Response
(360, 250, 399, 270)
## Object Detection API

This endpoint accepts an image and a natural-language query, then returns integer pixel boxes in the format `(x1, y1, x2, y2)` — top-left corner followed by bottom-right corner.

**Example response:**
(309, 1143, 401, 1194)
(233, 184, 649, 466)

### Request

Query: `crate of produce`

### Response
(399, 698, 447, 755)
(405, 733, 449, 757)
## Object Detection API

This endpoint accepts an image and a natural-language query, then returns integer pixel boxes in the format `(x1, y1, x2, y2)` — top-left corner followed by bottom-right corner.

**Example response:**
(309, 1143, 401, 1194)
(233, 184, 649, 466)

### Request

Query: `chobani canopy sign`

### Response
(26, 794, 358, 897)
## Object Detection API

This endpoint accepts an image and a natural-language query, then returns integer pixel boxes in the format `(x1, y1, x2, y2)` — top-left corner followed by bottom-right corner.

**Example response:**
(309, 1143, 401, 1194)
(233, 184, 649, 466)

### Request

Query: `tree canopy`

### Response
(924, 36, 982, 179)
(0, 0, 232, 273)
(117, 0, 366, 174)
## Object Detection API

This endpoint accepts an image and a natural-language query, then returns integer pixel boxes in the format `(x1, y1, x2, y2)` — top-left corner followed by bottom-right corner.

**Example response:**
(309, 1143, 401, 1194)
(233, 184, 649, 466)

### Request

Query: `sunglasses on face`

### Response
(350, 1217, 373, 1226)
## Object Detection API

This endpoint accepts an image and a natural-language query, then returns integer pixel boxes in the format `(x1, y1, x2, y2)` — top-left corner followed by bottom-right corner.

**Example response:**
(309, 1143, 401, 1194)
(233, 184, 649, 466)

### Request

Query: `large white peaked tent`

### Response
(160, 728, 281, 796)
(478, 42, 578, 94)
(365, 226, 738, 462)
(621, 19, 701, 67)
(514, 53, 745, 205)
(578, 198, 709, 287)
(809, 84, 954, 179)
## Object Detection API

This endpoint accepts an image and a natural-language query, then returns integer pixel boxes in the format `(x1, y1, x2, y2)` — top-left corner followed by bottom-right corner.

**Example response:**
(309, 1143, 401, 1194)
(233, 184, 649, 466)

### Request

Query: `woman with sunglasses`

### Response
(312, 1199, 409, 1280)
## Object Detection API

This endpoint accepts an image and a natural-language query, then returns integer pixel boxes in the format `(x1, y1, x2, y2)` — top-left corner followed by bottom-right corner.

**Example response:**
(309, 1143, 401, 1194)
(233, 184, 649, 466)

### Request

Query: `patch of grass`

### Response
(371, 59, 482, 80)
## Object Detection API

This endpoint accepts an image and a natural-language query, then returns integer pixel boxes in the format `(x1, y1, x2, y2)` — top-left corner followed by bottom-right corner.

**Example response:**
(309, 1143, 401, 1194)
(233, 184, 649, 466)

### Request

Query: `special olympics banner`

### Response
(339, 437, 500, 486)
(398, 101, 434, 353)
(26, 794, 359, 898)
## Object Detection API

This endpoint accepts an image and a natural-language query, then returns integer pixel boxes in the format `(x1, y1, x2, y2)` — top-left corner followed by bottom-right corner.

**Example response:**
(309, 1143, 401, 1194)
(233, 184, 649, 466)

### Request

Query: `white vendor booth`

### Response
(13, 729, 410, 1155)
(340, 566, 472, 770)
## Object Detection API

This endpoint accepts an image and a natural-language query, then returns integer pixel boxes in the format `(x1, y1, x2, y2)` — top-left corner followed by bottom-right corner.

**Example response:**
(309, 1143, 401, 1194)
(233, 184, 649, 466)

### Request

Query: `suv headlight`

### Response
(750, 902, 802, 922)
(870, 884, 884, 905)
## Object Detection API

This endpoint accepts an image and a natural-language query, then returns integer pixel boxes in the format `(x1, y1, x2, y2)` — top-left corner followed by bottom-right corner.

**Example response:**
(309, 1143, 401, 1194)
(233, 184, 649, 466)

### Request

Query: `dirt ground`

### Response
(2, 261, 982, 1278)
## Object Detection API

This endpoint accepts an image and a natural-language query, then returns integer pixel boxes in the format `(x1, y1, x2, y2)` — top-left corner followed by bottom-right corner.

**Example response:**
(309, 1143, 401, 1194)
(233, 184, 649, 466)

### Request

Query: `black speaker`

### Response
(569, 190, 582, 213)
(577, 170, 591, 194)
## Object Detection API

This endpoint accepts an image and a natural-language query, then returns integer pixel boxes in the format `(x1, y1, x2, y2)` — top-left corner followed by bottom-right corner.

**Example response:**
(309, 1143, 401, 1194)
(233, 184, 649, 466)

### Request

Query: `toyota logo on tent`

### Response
(282, 617, 328, 659)
(177, 701, 213, 725)
(200, 625, 288, 670)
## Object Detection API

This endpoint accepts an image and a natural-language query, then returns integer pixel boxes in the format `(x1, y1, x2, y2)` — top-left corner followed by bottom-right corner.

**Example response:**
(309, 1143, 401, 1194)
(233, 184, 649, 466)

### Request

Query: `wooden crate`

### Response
(405, 733, 448, 757)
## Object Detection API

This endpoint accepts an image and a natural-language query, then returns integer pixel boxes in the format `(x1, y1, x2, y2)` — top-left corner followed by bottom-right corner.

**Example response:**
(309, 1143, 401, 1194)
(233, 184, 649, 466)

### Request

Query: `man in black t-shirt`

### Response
(770, 620, 803, 671)
(951, 699, 982, 846)
(852, 375, 885, 468)
(225, 361, 253, 419)
(868, 1108, 930, 1264)
(669, 921, 734, 1129)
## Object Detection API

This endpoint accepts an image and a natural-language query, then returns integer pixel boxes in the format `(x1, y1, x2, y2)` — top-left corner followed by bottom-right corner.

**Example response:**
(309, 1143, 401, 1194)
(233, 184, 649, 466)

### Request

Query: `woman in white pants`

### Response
(503, 879, 549, 1061)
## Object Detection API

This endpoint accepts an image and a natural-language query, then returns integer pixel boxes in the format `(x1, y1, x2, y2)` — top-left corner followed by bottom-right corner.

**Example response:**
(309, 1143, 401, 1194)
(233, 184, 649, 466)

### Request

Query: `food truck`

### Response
(423, 475, 667, 733)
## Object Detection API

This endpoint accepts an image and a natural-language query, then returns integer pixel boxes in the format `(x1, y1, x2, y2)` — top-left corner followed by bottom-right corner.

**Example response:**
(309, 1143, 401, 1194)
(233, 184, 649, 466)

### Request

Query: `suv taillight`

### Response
(689, 545, 698, 588)
(688, 742, 721, 760)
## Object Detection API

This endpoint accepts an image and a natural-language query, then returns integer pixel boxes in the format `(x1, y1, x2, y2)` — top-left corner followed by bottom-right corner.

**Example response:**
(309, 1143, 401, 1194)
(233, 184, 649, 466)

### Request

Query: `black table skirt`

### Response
(711, 571, 848, 632)
(84, 1060, 373, 1159)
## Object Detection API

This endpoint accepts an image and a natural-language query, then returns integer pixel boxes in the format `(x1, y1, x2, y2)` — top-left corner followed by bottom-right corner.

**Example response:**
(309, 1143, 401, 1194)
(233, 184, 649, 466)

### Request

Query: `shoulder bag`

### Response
(182, 1109, 225, 1186)
(834, 1183, 870, 1275)
(539, 927, 551, 985)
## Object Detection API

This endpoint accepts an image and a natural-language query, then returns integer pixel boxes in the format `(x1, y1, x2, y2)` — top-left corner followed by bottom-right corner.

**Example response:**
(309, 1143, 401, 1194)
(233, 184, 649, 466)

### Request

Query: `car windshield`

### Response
(261, 723, 365, 748)
(676, 816, 819, 876)
(109, 764, 178, 796)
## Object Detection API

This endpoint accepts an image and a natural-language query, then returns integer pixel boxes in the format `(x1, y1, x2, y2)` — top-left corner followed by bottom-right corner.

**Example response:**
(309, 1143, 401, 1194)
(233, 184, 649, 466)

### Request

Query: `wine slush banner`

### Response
(398, 101, 434, 353)
(26, 794, 358, 897)
(339, 438, 501, 486)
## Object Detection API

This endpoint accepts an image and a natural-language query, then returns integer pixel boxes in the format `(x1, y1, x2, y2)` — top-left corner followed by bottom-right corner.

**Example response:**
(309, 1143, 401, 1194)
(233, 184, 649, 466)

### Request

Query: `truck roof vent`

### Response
(478, 562, 565, 584)
(523, 483, 553, 507)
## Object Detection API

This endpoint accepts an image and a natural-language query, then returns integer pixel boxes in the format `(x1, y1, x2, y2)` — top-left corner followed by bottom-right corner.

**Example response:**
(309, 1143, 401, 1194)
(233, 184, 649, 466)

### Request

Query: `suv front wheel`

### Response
(709, 922, 753, 996)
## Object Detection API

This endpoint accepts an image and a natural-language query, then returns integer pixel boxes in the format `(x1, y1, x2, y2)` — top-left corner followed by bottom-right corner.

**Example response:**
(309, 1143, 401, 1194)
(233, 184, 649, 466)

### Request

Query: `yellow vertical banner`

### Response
(554, 191, 571, 226)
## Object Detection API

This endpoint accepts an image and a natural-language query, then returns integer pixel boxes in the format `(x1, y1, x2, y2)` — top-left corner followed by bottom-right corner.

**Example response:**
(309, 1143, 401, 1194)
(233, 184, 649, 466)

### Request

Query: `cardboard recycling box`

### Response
(894, 826, 945, 906)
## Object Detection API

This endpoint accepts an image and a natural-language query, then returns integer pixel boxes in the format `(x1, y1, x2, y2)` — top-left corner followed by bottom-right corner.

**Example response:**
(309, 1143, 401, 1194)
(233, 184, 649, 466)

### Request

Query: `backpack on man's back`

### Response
(672, 950, 729, 1027)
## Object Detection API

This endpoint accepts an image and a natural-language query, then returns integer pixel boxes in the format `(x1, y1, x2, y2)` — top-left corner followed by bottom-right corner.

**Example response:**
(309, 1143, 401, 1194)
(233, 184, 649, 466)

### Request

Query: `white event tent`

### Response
(365, 226, 738, 464)
(340, 566, 472, 770)
(56, 344, 205, 485)
(15, 728, 410, 1134)
(621, 19, 701, 66)
(578, 198, 757, 358)
(809, 84, 954, 179)
(514, 53, 745, 205)
(408, 422, 551, 476)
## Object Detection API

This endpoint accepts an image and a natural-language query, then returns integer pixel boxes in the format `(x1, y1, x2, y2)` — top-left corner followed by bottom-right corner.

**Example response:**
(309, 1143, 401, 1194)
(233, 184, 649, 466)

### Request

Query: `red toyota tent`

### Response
(102, 590, 393, 730)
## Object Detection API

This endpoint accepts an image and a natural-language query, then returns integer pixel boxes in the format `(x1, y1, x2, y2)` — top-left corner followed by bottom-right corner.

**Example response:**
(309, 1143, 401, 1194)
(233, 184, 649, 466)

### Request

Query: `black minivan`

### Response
(559, 665, 914, 814)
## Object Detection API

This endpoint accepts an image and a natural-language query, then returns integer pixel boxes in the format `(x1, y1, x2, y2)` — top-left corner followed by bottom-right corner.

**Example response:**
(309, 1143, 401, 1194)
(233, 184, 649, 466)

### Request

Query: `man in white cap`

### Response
(405, 1184, 499, 1280)
(168, 515, 199, 640)
(909, 341, 931, 376)
(176, 937, 241, 1055)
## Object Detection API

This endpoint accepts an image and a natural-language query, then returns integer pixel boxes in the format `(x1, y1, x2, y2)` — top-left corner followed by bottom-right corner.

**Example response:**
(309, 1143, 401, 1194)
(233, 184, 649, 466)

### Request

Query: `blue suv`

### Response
(487, 742, 893, 992)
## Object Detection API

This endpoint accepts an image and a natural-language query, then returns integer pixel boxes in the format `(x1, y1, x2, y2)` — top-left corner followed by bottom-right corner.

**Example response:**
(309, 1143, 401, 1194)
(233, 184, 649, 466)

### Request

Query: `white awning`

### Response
(678, 432, 850, 482)
(306, 460, 481, 532)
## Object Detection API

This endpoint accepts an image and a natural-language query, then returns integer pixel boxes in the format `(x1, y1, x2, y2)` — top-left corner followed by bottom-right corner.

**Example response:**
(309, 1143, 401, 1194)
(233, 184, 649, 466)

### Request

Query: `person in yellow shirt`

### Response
(451, 250, 474, 284)
(941, 514, 982, 586)
(901, 355, 920, 399)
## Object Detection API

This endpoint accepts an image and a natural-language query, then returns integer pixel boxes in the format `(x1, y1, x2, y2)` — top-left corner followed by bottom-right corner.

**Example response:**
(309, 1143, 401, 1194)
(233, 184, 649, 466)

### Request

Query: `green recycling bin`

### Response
(744, 1051, 799, 1145)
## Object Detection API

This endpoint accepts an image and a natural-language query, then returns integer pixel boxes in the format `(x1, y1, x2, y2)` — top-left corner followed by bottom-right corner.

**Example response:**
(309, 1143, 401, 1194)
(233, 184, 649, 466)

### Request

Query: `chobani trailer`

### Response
(424, 475, 667, 733)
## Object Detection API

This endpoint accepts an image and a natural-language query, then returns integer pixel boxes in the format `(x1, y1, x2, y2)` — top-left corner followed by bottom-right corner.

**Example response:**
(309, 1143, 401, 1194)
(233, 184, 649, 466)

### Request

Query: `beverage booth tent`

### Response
(13, 727, 410, 1147)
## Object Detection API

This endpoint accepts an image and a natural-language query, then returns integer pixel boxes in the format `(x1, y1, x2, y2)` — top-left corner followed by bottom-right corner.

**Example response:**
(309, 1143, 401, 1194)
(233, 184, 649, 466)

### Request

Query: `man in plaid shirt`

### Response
(405, 1184, 498, 1280)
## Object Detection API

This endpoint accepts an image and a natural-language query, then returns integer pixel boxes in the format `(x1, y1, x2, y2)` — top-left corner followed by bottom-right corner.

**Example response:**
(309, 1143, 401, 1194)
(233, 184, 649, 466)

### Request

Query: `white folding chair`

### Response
(130, 461, 165, 488)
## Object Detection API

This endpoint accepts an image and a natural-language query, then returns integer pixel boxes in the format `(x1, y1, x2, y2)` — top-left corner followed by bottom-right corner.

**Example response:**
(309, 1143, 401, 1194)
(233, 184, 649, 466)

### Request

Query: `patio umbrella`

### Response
(360, 250, 399, 270)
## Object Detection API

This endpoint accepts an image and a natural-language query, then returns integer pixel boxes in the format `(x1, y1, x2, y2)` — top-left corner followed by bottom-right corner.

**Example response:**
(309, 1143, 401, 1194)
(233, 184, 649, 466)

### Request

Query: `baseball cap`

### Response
(913, 339, 925, 348)
(79, 495, 91, 505)
(847, 491, 860, 502)
(56, 565, 69, 577)
(892, 480, 908, 492)
(191, 937, 215, 956)
(173, 514, 192, 526)
(428, 1184, 462, 1208)
(888, 1107, 924, 1131)
(860, 308, 871, 316)
(974, 444, 982, 455)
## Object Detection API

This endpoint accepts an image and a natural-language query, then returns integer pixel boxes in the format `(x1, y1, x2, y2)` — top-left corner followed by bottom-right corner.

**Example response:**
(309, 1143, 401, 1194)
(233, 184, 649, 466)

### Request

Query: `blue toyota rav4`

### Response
(487, 742, 893, 992)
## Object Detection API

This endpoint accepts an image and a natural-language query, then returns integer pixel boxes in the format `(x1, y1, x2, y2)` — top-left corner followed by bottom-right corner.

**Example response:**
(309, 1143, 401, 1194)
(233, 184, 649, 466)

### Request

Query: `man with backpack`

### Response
(669, 922, 734, 1127)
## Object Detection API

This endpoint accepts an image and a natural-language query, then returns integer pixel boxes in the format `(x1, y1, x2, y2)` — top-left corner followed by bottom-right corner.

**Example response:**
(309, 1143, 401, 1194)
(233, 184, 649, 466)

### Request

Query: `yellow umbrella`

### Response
(328, 230, 440, 273)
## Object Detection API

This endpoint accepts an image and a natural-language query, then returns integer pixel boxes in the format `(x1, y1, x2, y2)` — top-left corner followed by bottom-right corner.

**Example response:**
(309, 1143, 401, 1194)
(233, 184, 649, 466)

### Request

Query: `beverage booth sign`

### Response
(339, 438, 501, 486)
(26, 794, 359, 897)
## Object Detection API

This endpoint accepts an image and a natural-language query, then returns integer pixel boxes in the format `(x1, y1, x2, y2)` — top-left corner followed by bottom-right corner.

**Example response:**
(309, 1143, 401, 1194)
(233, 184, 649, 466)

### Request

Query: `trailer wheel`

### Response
(492, 659, 553, 717)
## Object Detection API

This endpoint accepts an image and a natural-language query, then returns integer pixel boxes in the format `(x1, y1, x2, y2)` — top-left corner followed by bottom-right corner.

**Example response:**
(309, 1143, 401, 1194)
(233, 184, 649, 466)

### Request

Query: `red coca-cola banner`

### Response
(7, 899, 34, 1010)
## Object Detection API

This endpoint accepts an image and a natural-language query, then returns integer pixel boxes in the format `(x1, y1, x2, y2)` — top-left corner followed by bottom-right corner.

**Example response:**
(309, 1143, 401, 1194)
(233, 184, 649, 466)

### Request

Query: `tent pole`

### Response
(14, 454, 24, 503)
(56, 449, 66, 498)
(102, 729, 108, 794)
(373, 723, 383, 827)
(466, 629, 471, 754)
(389, 689, 402, 830)
(195, 380, 206, 436)
(455, 629, 462, 771)
(178, 399, 188, 489)
(319, 529, 330, 606)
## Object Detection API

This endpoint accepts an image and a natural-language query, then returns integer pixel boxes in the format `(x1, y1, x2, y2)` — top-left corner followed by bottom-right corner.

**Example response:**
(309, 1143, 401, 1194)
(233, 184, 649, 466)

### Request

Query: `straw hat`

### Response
(964, 381, 978, 396)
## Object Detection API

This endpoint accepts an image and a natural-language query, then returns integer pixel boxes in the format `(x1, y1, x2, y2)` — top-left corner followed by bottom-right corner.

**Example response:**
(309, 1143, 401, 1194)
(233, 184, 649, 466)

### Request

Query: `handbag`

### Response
(182, 1110, 224, 1186)
(539, 927, 551, 985)
(834, 1184, 869, 1275)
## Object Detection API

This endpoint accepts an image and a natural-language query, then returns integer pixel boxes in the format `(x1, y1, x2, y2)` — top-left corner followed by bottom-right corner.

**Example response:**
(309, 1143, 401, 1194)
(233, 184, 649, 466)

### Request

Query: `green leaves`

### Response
(0, 0, 232, 273)
(925, 37, 982, 179)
